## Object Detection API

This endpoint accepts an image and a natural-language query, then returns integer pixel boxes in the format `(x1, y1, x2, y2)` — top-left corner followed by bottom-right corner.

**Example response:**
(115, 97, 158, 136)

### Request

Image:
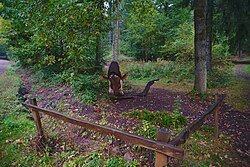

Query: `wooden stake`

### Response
(30, 98, 44, 141)
(155, 128, 171, 167)
(214, 94, 219, 139)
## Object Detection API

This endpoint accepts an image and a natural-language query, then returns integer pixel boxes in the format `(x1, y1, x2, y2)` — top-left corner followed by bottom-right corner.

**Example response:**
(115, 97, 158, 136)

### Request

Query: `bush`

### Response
(124, 60, 194, 83)
(128, 109, 187, 129)
(207, 67, 233, 88)
(161, 22, 194, 62)
(32, 69, 107, 104)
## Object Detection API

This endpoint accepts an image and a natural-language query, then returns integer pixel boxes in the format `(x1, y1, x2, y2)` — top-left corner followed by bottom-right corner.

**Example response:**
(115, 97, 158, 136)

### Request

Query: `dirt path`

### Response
(0, 59, 10, 75)
(18, 70, 250, 165)
(234, 64, 250, 80)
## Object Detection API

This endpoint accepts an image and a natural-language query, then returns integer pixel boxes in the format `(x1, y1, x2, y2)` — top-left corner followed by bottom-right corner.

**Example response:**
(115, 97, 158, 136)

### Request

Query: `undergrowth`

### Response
(31, 68, 107, 104)
(128, 109, 187, 129)
(122, 60, 233, 89)
(123, 60, 194, 83)
(124, 97, 187, 140)
(65, 151, 139, 167)
(179, 126, 245, 167)
(0, 66, 37, 166)
(0, 66, 138, 166)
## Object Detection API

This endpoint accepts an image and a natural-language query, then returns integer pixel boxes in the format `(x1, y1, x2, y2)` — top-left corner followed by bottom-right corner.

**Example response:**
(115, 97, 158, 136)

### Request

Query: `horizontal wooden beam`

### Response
(232, 60, 250, 64)
(170, 94, 226, 146)
(23, 102, 184, 158)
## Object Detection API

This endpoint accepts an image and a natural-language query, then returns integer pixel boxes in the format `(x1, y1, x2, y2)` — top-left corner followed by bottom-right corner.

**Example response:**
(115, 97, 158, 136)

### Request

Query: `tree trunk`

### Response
(111, 0, 115, 61)
(194, 0, 207, 94)
(206, 0, 213, 71)
(115, 1, 119, 62)
(95, 1, 104, 65)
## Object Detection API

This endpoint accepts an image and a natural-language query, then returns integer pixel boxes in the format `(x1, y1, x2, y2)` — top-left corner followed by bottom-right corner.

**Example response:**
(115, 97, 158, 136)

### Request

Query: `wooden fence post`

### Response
(30, 98, 44, 141)
(155, 128, 171, 167)
(214, 94, 219, 139)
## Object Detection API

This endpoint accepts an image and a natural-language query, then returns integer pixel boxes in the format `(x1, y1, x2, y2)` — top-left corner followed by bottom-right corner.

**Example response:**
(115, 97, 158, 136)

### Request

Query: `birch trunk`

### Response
(115, 15, 119, 62)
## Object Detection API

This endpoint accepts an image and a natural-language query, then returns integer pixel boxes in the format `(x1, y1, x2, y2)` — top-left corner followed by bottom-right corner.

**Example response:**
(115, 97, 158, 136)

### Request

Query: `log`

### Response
(116, 79, 159, 100)
(232, 60, 250, 64)
(132, 79, 160, 97)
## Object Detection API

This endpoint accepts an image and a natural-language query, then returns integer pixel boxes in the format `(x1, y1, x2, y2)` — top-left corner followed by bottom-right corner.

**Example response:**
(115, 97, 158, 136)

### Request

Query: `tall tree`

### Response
(95, 0, 104, 65)
(194, 0, 207, 94)
(115, 0, 120, 62)
(110, 0, 115, 61)
(206, 0, 213, 71)
(215, 0, 250, 54)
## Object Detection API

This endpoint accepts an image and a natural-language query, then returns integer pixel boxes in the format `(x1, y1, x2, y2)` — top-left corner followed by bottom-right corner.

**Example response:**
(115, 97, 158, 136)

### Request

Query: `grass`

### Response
(64, 151, 139, 167)
(121, 60, 250, 112)
(0, 65, 139, 166)
(0, 66, 37, 166)
(120, 60, 194, 83)
(243, 64, 250, 76)
(179, 126, 246, 166)
(223, 78, 250, 112)
(120, 60, 234, 95)
(127, 109, 187, 129)
(124, 101, 187, 140)
(30, 68, 107, 105)
(4, 60, 247, 166)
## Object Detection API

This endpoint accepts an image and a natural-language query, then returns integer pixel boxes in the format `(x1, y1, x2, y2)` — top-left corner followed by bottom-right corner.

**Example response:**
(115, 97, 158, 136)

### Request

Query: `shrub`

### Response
(128, 109, 187, 129)
(32, 69, 107, 104)
(161, 22, 194, 62)
(124, 60, 194, 83)
(207, 67, 233, 88)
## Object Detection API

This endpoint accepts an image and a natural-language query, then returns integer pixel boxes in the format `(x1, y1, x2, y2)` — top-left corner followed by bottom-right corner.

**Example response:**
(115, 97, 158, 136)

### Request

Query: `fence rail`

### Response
(170, 94, 226, 146)
(23, 94, 225, 167)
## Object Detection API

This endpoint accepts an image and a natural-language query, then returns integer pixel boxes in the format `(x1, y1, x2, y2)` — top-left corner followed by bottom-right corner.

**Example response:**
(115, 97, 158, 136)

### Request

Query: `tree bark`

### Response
(115, 1, 119, 62)
(206, 0, 213, 71)
(194, 0, 207, 94)
(111, 0, 115, 61)
(95, 0, 104, 65)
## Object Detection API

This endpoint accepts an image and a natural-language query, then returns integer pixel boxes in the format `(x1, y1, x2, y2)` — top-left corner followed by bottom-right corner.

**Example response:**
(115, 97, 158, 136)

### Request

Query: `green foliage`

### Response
(124, 60, 194, 83)
(0, 67, 22, 115)
(243, 64, 250, 76)
(64, 73, 106, 104)
(32, 69, 107, 104)
(212, 34, 231, 62)
(0, 42, 8, 59)
(0, 68, 36, 167)
(162, 22, 194, 62)
(213, 0, 250, 53)
(2, 0, 109, 72)
(122, 0, 158, 60)
(122, 1, 193, 61)
(135, 120, 157, 139)
(128, 109, 187, 129)
(107, 157, 139, 167)
(207, 67, 233, 88)
(180, 126, 235, 167)
(64, 151, 139, 167)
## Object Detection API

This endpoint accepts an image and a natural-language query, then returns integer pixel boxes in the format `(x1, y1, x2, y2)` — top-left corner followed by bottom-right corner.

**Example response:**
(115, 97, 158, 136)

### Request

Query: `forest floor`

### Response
(1, 59, 249, 166)
(15, 63, 250, 166)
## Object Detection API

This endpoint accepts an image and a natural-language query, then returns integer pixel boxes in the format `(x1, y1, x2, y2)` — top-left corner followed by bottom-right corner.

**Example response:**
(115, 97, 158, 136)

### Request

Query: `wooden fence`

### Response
(23, 94, 225, 167)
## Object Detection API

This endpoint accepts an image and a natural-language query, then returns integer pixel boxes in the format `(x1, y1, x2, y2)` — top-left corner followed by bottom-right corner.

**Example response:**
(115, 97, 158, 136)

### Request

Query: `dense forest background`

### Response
(1, 0, 249, 68)
(0, 0, 250, 101)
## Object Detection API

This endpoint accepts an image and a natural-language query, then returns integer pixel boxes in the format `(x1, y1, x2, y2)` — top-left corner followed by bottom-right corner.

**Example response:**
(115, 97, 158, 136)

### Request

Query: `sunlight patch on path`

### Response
(0, 59, 10, 75)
